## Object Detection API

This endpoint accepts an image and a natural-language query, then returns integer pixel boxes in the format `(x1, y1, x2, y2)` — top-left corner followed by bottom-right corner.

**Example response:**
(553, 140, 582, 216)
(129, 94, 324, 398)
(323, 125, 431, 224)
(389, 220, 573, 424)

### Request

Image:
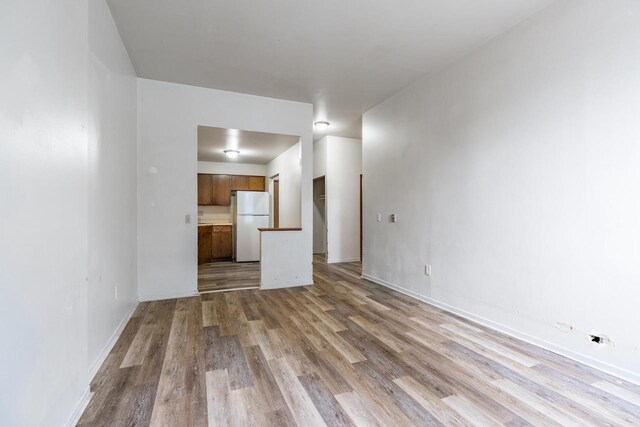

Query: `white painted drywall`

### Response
(260, 140, 316, 288)
(197, 160, 267, 176)
(0, 2, 89, 424)
(266, 141, 302, 228)
(363, 0, 640, 382)
(312, 139, 328, 254)
(87, 0, 138, 373)
(137, 80, 313, 300)
(313, 138, 327, 179)
(0, 0, 138, 424)
(260, 230, 309, 289)
(313, 136, 362, 262)
(326, 137, 362, 263)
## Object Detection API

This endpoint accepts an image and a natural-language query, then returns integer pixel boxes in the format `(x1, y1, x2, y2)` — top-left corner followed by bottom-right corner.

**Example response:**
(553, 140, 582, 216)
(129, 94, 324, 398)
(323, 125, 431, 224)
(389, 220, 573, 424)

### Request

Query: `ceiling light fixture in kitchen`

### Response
(224, 149, 240, 159)
(314, 121, 330, 131)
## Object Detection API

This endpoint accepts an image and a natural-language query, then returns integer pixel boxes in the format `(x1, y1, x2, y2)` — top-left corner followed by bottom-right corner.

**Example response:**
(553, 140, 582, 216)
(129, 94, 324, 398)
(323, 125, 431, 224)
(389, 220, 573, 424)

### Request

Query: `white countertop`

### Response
(198, 222, 232, 226)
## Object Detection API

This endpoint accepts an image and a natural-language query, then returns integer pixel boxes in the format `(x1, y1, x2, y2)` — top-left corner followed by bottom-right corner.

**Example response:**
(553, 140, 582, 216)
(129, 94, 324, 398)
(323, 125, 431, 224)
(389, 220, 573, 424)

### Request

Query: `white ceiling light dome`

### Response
(314, 121, 330, 131)
(224, 149, 240, 158)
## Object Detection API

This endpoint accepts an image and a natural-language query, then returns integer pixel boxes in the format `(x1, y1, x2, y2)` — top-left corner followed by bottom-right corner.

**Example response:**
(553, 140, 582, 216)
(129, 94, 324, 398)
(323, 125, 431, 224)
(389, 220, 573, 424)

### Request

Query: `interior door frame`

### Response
(360, 174, 363, 262)
(270, 174, 280, 228)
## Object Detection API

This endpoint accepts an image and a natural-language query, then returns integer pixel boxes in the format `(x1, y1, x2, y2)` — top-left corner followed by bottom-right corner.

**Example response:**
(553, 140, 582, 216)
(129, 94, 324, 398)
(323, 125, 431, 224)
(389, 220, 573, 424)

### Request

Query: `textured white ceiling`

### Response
(107, 0, 555, 140)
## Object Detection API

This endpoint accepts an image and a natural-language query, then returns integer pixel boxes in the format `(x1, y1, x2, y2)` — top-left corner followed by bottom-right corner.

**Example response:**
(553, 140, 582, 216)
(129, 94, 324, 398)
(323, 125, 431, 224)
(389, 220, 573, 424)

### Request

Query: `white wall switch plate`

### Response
(376, 213, 382, 222)
(425, 265, 432, 276)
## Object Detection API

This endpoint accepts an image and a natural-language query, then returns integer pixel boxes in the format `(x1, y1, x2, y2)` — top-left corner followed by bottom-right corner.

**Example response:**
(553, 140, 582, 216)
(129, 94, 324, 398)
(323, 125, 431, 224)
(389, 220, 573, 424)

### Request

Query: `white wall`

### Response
(261, 141, 312, 289)
(260, 230, 309, 289)
(137, 79, 313, 300)
(266, 141, 302, 228)
(313, 139, 328, 253)
(0, 0, 138, 425)
(363, 0, 640, 383)
(313, 138, 327, 179)
(87, 0, 138, 374)
(197, 160, 267, 176)
(326, 137, 362, 263)
(313, 136, 362, 262)
(0, 2, 89, 424)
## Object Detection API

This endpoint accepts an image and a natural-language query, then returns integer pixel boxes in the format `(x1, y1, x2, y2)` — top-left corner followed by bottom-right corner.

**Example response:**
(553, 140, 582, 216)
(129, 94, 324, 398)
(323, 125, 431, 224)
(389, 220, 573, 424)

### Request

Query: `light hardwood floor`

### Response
(79, 257, 640, 426)
(198, 261, 260, 292)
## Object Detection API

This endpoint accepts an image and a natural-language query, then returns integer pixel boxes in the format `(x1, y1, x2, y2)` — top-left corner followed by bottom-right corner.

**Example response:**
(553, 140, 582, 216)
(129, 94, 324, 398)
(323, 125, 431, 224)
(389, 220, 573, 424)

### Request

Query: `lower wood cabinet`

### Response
(198, 225, 213, 265)
(212, 226, 232, 260)
(198, 225, 232, 264)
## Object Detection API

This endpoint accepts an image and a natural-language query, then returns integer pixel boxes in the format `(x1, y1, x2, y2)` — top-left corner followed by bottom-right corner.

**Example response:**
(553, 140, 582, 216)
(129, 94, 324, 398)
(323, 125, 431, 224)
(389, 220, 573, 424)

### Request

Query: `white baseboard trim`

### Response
(63, 387, 92, 427)
(361, 273, 640, 387)
(138, 289, 198, 302)
(64, 301, 138, 427)
(199, 286, 259, 294)
(327, 257, 361, 264)
(87, 301, 139, 382)
(262, 281, 314, 290)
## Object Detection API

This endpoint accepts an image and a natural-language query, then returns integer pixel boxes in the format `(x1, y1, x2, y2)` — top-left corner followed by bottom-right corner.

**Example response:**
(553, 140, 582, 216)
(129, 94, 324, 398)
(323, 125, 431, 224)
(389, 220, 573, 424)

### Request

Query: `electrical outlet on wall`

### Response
(424, 265, 432, 276)
(185, 214, 192, 224)
(376, 213, 382, 222)
(390, 213, 397, 223)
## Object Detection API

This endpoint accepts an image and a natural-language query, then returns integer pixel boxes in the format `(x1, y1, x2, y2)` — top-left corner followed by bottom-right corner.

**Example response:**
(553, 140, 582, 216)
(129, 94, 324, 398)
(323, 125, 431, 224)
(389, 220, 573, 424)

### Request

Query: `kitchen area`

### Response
(197, 125, 302, 292)
(197, 173, 266, 291)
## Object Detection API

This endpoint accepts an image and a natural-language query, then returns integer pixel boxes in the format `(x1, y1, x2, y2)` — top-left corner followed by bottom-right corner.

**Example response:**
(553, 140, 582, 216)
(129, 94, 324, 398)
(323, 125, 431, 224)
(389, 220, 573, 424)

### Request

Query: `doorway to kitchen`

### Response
(196, 125, 302, 292)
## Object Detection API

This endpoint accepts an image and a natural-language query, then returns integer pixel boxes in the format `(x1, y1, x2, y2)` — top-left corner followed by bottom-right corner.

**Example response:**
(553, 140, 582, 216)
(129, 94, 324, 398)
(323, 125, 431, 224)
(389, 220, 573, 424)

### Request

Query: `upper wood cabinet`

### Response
(197, 174, 213, 205)
(231, 175, 250, 191)
(249, 176, 265, 191)
(198, 174, 266, 206)
(211, 175, 231, 206)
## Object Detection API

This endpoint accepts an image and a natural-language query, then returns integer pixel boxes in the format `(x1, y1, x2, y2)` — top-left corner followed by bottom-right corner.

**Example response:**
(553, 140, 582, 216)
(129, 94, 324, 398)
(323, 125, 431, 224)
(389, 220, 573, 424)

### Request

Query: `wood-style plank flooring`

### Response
(79, 257, 640, 426)
(198, 261, 260, 292)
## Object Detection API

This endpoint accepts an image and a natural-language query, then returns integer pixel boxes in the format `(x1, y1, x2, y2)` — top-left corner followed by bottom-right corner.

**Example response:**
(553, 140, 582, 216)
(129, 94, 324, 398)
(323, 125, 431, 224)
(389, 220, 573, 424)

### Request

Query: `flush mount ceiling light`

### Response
(314, 121, 330, 131)
(224, 149, 240, 159)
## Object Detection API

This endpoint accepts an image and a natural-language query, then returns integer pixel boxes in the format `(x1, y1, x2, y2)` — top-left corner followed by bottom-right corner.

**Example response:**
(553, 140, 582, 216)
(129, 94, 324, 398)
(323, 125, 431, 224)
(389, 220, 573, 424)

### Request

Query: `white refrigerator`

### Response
(232, 191, 270, 262)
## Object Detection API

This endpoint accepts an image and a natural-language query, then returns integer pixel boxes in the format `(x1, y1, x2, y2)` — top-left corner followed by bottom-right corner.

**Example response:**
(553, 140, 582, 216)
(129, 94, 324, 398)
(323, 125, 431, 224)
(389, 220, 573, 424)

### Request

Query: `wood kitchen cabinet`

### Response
(198, 225, 232, 264)
(197, 174, 213, 205)
(198, 174, 265, 206)
(212, 225, 232, 260)
(231, 175, 250, 191)
(198, 225, 213, 264)
(211, 175, 231, 206)
(249, 176, 265, 191)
